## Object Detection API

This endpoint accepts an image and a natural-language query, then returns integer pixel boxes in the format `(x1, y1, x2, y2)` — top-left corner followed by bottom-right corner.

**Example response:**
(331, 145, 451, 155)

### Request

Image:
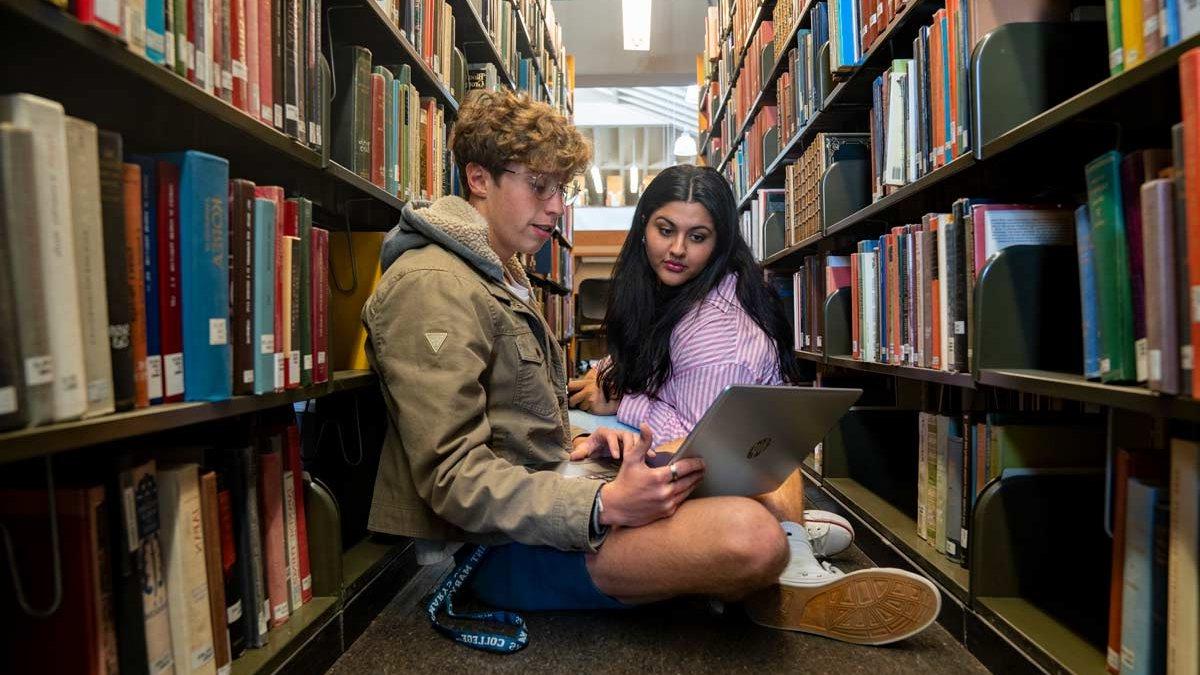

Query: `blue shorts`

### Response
(458, 543, 629, 612)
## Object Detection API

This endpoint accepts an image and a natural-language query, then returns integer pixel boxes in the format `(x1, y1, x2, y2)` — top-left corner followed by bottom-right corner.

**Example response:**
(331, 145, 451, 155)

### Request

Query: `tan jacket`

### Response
(362, 196, 602, 552)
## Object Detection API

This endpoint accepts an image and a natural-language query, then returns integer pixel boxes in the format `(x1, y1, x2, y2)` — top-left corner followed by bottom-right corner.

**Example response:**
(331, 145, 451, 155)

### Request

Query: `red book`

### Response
(421, 99, 436, 197)
(258, 0, 274, 124)
(156, 160, 185, 403)
(231, 0, 248, 112)
(946, 1, 959, 159)
(310, 227, 329, 384)
(284, 421, 313, 604)
(370, 73, 386, 188)
(255, 186, 286, 392)
(851, 252, 861, 361)
(122, 165, 150, 408)
(257, 446, 290, 629)
(930, 216, 943, 370)
(1183, 49, 1200, 394)
(73, 0, 121, 37)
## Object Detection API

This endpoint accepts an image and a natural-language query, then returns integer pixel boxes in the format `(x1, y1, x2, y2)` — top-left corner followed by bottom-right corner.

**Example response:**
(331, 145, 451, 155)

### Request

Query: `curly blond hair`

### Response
(450, 89, 591, 196)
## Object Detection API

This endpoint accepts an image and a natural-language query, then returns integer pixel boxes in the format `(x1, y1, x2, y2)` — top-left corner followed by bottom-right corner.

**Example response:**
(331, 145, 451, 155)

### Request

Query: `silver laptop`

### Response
(533, 385, 862, 498)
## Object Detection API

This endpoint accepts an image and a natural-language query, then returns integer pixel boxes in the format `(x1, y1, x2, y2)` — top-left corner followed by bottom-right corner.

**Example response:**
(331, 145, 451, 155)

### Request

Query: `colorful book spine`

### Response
(310, 227, 329, 384)
(295, 198, 312, 387)
(254, 185, 286, 391)
(253, 198, 277, 395)
(231, 179, 257, 395)
(127, 155, 164, 404)
(1087, 150, 1137, 383)
(1120, 478, 1164, 675)
(145, 0, 169, 64)
(160, 151, 231, 401)
(1075, 205, 1103, 380)
(122, 164, 150, 409)
(156, 160, 185, 403)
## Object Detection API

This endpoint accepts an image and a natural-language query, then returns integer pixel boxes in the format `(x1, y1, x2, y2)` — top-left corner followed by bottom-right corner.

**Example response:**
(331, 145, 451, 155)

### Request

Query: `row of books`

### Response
(331, 46, 453, 202)
(741, 189, 787, 263)
(1105, 0, 1200, 74)
(374, 0, 460, 92)
(1, 413, 317, 674)
(0, 93, 332, 432)
(776, 2, 830, 145)
(66, 0, 327, 148)
(510, 0, 572, 112)
(1105, 441, 1200, 674)
(784, 132, 868, 247)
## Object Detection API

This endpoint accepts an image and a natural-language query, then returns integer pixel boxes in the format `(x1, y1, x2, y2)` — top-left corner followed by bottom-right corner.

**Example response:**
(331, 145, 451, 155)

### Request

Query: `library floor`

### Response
(329, 488, 989, 674)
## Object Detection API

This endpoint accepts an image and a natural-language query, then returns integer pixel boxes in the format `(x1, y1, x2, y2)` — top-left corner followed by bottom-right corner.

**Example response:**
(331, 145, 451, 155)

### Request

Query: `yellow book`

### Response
(1120, 0, 1144, 68)
(329, 232, 384, 371)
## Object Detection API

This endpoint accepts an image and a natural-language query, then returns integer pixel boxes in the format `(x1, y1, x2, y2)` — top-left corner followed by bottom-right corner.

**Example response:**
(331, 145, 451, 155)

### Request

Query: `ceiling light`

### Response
(673, 132, 697, 157)
(629, 164, 640, 194)
(622, 0, 652, 51)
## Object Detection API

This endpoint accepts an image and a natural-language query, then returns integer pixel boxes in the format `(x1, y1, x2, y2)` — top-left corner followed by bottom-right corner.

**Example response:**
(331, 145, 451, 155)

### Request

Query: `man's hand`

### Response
(568, 375, 620, 415)
(570, 426, 639, 461)
(598, 425, 705, 528)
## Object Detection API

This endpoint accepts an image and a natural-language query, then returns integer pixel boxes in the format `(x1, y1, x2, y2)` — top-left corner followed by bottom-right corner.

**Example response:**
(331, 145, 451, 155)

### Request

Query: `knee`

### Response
(714, 499, 789, 585)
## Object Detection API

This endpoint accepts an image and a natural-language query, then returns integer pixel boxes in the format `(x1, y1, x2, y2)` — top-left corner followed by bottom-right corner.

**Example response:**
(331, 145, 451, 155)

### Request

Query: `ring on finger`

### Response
(669, 464, 678, 482)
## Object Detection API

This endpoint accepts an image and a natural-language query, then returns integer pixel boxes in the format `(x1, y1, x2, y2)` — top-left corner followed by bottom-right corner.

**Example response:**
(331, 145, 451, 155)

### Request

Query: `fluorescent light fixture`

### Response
(629, 164, 640, 194)
(623, 0, 652, 51)
(590, 165, 603, 193)
(673, 132, 697, 157)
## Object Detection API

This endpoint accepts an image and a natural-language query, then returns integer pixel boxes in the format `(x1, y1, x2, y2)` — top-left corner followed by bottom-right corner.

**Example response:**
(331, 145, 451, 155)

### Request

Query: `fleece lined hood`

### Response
(381, 196, 531, 290)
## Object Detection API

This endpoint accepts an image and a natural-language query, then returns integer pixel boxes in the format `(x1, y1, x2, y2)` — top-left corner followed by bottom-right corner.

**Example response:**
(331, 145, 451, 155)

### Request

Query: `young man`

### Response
(362, 89, 940, 645)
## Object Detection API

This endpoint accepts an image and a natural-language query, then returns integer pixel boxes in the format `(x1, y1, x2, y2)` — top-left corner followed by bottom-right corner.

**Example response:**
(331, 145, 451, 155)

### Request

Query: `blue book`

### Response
(811, 1, 828, 47)
(127, 154, 163, 403)
(144, 0, 167, 65)
(945, 416, 965, 561)
(252, 199, 277, 395)
(833, 0, 858, 70)
(1163, 0, 1182, 47)
(940, 13, 952, 164)
(1120, 478, 1165, 675)
(160, 151, 231, 401)
(1075, 205, 1102, 379)
(388, 79, 400, 196)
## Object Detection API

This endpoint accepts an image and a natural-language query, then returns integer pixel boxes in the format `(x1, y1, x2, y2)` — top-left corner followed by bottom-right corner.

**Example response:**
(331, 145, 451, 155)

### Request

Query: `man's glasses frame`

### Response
(501, 167, 581, 206)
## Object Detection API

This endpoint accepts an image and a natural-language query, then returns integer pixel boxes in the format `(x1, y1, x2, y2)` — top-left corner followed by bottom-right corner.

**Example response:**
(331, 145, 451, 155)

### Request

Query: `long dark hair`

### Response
(599, 164, 803, 400)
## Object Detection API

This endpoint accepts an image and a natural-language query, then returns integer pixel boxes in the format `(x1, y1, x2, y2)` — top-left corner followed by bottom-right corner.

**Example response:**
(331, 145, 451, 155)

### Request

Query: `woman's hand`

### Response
(597, 425, 705, 527)
(568, 376, 620, 415)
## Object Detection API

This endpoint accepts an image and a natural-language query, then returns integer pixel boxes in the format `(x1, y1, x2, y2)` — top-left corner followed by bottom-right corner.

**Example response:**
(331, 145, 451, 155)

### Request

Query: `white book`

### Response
(282, 468, 303, 611)
(204, 0, 216, 95)
(937, 214, 952, 372)
(1167, 438, 1199, 675)
(158, 463, 217, 675)
(126, 0, 147, 56)
(934, 415, 948, 554)
(0, 94, 87, 422)
(863, 251, 878, 362)
(883, 69, 908, 187)
(1181, 0, 1200, 41)
(905, 58, 919, 183)
(63, 117, 116, 419)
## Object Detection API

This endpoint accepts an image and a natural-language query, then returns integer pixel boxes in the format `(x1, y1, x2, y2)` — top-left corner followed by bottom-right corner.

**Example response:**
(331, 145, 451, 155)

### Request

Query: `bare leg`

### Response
(752, 468, 806, 523)
(585, 497, 789, 605)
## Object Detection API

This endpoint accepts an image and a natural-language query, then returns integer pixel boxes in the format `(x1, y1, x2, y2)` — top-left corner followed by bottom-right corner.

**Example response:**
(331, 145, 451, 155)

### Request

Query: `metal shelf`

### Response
(762, 231, 822, 267)
(0, 371, 376, 464)
(977, 368, 1200, 422)
(825, 356, 975, 388)
(448, 0, 518, 89)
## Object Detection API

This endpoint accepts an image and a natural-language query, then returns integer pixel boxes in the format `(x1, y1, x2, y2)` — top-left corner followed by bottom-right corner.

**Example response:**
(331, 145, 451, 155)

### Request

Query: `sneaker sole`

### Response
(745, 569, 941, 646)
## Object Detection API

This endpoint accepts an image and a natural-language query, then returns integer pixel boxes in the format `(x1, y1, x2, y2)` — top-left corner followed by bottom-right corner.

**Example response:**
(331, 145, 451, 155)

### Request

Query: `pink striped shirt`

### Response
(616, 273, 783, 447)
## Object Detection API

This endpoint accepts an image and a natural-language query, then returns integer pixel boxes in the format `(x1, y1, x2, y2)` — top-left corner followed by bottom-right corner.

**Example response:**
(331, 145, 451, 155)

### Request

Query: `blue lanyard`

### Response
(425, 545, 529, 654)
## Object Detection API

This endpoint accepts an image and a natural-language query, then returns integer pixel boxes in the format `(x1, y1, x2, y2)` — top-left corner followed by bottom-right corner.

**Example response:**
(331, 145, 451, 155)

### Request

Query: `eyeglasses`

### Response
(501, 168, 581, 206)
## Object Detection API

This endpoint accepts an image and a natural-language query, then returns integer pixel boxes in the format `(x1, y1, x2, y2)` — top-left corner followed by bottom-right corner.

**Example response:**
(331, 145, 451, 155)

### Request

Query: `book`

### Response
(198, 470, 232, 675)
(258, 444, 290, 628)
(253, 198, 278, 395)
(1171, 122, 1191, 396)
(284, 420, 313, 603)
(1075, 206, 1103, 380)
(73, 0, 122, 36)
(1122, 149, 1172, 383)
(255, 186, 286, 391)
(280, 212, 297, 389)
(0, 95, 88, 422)
(1120, 478, 1166, 675)
(157, 463, 217, 675)
(291, 198, 313, 387)
(159, 151, 231, 402)
(332, 45, 373, 178)
(1086, 151, 1137, 383)
(230, 178, 257, 395)
(310, 226, 329, 383)
(1167, 438, 1200, 674)
(64, 117, 116, 419)
(287, 235, 302, 388)
(96, 131, 137, 413)
(0, 125, 37, 430)
(123, 163, 151, 408)
(156, 159, 186, 402)
(218, 445, 268, 648)
(1142, 179, 1179, 393)
(127, 155, 164, 405)
(279, 425, 303, 611)
(1182, 49, 1200, 395)
(215, 473, 246, 658)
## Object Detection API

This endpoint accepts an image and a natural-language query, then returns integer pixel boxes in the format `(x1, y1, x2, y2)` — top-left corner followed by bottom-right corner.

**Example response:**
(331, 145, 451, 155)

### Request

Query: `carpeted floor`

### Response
(328, 544, 990, 674)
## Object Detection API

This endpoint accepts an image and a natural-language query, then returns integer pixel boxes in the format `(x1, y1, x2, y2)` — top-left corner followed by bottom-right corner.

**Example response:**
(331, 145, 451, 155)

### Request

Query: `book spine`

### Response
(1171, 122, 1192, 395)
(220, 0, 234, 102)
(286, 422, 313, 602)
(128, 156, 164, 405)
(199, 471, 232, 674)
(231, 179, 257, 395)
(64, 118, 116, 419)
(283, 0, 299, 138)
(122, 164, 150, 409)
(157, 161, 186, 402)
(253, 199, 277, 395)
(258, 448, 290, 628)
(146, 0, 169, 63)
(273, 0, 284, 129)
(354, 50, 373, 179)
(1121, 0, 1145, 69)
(1088, 151, 1138, 382)
(281, 442, 302, 610)
(371, 74, 386, 187)
(297, 199, 312, 387)
(281, 201, 297, 389)
(259, 0, 273, 123)
(98, 130, 137, 412)
(216, 480, 247, 659)
(1142, 179, 1178, 393)
(246, 0, 260, 119)
(311, 227, 328, 384)
(158, 465, 217, 675)
(1076, 206, 1103, 380)
(287, 236, 301, 388)
(174, 0, 189, 77)
(1183, 50, 1200, 395)
(231, 0, 248, 111)
(74, 0, 123, 36)
(1167, 438, 1200, 675)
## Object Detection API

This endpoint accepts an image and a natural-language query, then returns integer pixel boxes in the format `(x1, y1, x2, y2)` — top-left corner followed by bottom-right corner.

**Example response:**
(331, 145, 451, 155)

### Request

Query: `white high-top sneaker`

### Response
(802, 509, 855, 558)
(745, 522, 941, 645)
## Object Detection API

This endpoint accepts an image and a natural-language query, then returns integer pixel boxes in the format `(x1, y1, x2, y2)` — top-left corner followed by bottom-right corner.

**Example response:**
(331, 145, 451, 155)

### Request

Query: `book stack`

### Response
(0, 93, 332, 431)
(0, 412, 317, 674)
(70, 0, 328, 149)
(332, 46, 451, 202)
(1104, 0, 1200, 74)
(378, 0, 458, 91)
(776, 2, 830, 145)
(841, 203, 1072, 371)
(784, 133, 869, 246)
(741, 189, 788, 262)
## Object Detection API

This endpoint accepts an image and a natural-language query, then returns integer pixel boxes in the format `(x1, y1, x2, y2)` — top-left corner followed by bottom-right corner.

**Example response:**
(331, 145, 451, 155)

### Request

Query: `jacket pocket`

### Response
(513, 331, 556, 417)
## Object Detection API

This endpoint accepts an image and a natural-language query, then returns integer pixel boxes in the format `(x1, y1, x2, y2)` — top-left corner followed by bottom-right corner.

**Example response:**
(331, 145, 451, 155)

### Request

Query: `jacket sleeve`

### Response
(619, 362, 757, 448)
(365, 269, 602, 552)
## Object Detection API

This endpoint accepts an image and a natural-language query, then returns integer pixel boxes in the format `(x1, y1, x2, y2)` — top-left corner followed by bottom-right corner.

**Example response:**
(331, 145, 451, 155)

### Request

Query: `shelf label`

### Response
(25, 355, 53, 386)
(165, 353, 185, 397)
(209, 318, 228, 345)
(0, 386, 15, 415)
(147, 355, 163, 401)
(261, 333, 275, 354)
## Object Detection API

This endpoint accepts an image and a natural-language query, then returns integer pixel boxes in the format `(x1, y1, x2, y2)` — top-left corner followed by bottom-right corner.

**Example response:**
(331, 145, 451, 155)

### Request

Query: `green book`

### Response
(331, 46, 373, 178)
(1086, 150, 1137, 383)
(1104, 0, 1124, 75)
(294, 198, 313, 387)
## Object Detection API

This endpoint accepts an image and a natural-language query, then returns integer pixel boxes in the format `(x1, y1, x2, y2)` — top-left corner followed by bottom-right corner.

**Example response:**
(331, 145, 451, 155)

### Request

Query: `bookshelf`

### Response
(0, 0, 576, 672)
(713, 1, 1200, 673)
